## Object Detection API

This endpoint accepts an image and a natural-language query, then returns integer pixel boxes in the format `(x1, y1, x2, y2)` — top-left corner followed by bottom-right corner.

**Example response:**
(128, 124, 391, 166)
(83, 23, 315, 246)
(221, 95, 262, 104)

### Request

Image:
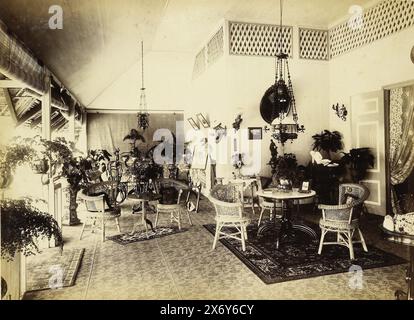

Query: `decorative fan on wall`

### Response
(411, 46, 414, 64)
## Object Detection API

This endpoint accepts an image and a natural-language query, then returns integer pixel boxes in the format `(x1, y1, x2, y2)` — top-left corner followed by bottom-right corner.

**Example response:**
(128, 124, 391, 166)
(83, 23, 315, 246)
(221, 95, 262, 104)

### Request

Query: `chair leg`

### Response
(258, 207, 265, 227)
(213, 223, 221, 250)
(348, 231, 355, 260)
(115, 218, 121, 233)
(240, 225, 246, 252)
(102, 219, 106, 242)
(155, 208, 160, 228)
(195, 191, 201, 213)
(79, 222, 86, 240)
(177, 209, 182, 230)
(243, 225, 248, 241)
(318, 229, 326, 255)
(358, 228, 368, 252)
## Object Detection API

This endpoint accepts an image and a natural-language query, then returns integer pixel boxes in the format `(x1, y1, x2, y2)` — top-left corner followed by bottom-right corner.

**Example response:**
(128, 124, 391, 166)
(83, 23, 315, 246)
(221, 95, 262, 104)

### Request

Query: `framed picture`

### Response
(191, 144, 208, 170)
(188, 117, 200, 130)
(196, 113, 210, 128)
(300, 180, 312, 193)
(248, 127, 263, 140)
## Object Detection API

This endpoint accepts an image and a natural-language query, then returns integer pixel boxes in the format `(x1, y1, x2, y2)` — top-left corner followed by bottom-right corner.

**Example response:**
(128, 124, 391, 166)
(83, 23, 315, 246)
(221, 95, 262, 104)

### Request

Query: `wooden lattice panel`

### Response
(229, 21, 293, 57)
(299, 28, 329, 60)
(330, 0, 414, 58)
(192, 47, 206, 79)
(207, 27, 224, 65)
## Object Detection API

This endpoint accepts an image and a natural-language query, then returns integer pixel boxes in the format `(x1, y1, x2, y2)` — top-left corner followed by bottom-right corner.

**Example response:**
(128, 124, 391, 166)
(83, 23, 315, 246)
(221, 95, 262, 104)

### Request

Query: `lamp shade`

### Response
(260, 79, 292, 124)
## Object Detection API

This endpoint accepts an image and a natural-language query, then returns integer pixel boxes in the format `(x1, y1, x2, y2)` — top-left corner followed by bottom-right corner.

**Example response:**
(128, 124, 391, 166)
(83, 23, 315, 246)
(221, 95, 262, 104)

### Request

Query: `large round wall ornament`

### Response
(411, 46, 414, 64)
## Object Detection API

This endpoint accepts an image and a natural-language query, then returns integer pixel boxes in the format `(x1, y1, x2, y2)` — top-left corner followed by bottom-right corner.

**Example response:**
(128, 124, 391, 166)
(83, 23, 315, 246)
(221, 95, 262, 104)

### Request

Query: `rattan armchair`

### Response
(209, 183, 250, 251)
(318, 183, 370, 260)
(255, 176, 283, 227)
(155, 178, 193, 230)
(78, 182, 122, 242)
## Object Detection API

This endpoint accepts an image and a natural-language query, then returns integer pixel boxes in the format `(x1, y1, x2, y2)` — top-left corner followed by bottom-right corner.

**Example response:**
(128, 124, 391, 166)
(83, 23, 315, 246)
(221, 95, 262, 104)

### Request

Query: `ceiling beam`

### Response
(17, 104, 41, 125)
(0, 79, 26, 88)
(2, 88, 18, 124)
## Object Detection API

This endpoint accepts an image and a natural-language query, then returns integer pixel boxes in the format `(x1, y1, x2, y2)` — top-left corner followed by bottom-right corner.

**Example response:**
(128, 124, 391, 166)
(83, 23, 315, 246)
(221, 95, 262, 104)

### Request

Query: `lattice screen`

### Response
(330, 0, 414, 58)
(207, 27, 224, 65)
(192, 47, 206, 79)
(299, 28, 329, 60)
(229, 21, 293, 57)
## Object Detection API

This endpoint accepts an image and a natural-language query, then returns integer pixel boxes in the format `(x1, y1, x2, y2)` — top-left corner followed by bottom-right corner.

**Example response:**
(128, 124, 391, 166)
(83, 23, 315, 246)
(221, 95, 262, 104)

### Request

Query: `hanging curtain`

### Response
(389, 85, 414, 214)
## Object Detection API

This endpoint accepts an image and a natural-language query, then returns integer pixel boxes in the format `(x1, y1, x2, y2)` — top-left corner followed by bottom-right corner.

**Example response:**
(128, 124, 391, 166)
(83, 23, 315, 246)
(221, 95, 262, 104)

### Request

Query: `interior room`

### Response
(0, 0, 414, 301)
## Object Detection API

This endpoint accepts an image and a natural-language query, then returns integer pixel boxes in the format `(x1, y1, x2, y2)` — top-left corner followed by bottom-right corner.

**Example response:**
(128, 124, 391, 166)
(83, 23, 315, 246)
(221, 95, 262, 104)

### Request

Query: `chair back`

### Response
(158, 178, 187, 205)
(209, 184, 243, 218)
(79, 188, 105, 213)
(322, 183, 369, 222)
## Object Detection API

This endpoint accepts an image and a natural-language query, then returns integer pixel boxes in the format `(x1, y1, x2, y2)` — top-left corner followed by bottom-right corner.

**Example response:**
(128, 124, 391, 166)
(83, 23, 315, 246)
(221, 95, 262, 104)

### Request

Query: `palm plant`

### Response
(312, 130, 344, 159)
(123, 129, 146, 157)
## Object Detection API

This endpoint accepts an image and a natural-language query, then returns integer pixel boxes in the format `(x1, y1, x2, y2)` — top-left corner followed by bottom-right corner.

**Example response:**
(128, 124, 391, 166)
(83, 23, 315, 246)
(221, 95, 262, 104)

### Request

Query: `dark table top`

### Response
(128, 192, 162, 202)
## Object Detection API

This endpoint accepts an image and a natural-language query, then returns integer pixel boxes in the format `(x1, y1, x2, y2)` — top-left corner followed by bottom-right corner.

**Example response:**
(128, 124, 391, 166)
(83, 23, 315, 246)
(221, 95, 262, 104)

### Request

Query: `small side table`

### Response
(129, 193, 162, 238)
(380, 226, 414, 300)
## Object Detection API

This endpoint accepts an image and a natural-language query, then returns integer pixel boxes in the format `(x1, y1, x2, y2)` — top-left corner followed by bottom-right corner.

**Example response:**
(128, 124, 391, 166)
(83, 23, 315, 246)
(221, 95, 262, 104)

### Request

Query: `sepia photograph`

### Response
(0, 0, 413, 309)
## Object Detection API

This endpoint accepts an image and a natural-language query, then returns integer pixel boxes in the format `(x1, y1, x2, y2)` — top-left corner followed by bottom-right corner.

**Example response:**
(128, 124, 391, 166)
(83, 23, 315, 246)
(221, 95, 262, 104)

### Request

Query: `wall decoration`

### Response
(212, 122, 227, 143)
(332, 103, 348, 121)
(411, 46, 414, 64)
(248, 127, 263, 140)
(188, 117, 200, 130)
(232, 114, 243, 131)
(196, 113, 210, 128)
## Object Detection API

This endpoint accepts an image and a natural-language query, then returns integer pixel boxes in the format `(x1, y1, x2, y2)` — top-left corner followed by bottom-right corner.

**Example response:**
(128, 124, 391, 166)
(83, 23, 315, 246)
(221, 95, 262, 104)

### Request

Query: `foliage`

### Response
(268, 153, 301, 186)
(0, 138, 37, 188)
(340, 148, 375, 182)
(1, 198, 63, 261)
(312, 130, 344, 158)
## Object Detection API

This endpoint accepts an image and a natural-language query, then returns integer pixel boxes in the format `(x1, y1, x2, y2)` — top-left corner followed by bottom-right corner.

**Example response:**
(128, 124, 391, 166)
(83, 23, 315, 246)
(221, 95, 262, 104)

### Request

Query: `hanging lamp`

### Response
(137, 41, 149, 131)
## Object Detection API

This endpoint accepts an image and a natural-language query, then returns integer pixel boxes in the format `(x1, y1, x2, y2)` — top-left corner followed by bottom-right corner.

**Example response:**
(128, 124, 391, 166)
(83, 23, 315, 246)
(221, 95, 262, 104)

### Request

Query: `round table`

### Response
(380, 226, 414, 300)
(256, 189, 317, 249)
(129, 192, 162, 238)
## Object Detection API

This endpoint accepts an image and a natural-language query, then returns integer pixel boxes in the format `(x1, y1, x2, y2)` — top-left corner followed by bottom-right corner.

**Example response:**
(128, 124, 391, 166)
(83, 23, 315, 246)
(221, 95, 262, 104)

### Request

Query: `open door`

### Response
(351, 91, 387, 216)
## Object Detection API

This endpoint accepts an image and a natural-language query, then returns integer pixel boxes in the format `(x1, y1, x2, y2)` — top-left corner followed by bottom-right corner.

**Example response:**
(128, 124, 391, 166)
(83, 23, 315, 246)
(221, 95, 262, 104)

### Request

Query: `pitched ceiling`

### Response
(0, 0, 375, 110)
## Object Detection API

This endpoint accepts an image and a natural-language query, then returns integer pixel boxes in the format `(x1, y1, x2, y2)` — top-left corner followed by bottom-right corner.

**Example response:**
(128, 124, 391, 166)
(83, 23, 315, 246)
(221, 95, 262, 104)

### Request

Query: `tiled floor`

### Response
(23, 198, 410, 300)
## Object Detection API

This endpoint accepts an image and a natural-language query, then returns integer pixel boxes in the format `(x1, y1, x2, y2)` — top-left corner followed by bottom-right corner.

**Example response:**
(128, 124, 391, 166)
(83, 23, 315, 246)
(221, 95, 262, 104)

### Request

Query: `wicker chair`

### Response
(255, 177, 283, 227)
(78, 182, 121, 242)
(318, 183, 370, 260)
(209, 183, 250, 251)
(155, 178, 193, 230)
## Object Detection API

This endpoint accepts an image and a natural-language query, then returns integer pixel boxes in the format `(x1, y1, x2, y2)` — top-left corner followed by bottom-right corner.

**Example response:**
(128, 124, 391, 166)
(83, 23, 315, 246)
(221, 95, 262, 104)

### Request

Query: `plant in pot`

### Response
(1, 198, 63, 299)
(268, 153, 300, 188)
(312, 130, 344, 160)
(123, 129, 146, 159)
(38, 137, 92, 225)
(340, 148, 375, 182)
(0, 140, 36, 192)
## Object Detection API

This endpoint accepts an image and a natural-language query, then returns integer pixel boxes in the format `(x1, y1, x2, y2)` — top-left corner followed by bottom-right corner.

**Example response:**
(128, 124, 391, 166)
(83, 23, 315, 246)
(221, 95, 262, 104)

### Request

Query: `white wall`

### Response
(189, 28, 330, 179)
(328, 26, 414, 149)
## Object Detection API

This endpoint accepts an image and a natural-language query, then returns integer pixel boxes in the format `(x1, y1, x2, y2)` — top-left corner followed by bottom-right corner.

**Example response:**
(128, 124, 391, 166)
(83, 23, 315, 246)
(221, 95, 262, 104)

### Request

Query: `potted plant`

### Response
(1, 198, 63, 299)
(123, 128, 146, 159)
(312, 130, 344, 160)
(29, 137, 92, 225)
(268, 153, 300, 187)
(340, 148, 375, 182)
(0, 140, 36, 191)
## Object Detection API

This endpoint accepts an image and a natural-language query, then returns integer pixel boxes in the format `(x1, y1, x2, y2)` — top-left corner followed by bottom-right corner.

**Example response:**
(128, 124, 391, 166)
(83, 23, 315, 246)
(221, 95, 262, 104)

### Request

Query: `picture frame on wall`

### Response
(248, 127, 263, 140)
(188, 117, 200, 130)
(196, 113, 210, 128)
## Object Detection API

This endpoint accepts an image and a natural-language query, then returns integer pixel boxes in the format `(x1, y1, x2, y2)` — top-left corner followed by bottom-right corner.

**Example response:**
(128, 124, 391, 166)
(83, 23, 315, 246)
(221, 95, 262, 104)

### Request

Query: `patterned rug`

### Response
(107, 227, 187, 245)
(26, 248, 84, 292)
(203, 224, 407, 284)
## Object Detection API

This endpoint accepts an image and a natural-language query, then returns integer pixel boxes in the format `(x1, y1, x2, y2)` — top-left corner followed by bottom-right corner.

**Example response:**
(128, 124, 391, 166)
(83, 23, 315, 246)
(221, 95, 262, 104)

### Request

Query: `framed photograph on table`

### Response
(196, 113, 210, 128)
(188, 117, 200, 130)
(299, 180, 312, 193)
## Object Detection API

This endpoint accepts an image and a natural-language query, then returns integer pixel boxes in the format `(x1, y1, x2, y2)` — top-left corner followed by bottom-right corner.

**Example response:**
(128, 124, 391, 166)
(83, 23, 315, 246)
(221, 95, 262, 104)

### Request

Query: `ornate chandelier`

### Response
(260, 0, 304, 144)
(137, 41, 149, 131)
